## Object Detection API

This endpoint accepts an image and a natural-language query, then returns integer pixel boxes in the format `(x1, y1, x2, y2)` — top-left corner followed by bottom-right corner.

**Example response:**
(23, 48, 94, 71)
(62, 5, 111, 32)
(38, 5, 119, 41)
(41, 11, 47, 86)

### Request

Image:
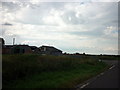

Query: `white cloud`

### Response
(42, 9, 66, 26)
(21, 40, 37, 44)
(104, 26, 118, 38)
(91, 0, 119, 2)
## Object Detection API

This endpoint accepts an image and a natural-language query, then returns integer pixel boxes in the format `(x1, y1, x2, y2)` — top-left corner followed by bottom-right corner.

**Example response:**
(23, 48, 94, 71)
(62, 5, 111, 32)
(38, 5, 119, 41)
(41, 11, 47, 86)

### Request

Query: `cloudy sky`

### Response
(0, 0, 119, 55)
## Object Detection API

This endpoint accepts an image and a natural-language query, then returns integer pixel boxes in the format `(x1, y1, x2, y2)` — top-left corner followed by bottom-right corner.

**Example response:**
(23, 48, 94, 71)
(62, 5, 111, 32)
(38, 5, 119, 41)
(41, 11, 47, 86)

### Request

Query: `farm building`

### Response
(0, 38, 5, 46)
(30, 46, 40, 54)
(2, 45, 32, 54)
(39, 45, 62, 56)
(2, 45, 13, 54)
(0, 38, 5, 54)
(11, 45, 32, 54)
(1, 38, 33, 54)
(1, 38, 63, 55)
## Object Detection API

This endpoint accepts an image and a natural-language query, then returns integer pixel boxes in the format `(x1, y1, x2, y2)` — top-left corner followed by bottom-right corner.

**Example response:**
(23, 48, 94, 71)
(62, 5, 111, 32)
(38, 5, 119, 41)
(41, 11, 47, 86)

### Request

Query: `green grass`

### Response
(2, 54, 109, 88)
(98, 55, 119, 60)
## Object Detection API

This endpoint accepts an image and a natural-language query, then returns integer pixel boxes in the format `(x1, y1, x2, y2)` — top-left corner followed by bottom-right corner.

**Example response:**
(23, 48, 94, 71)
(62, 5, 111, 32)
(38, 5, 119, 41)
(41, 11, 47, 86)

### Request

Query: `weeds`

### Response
(2, 54, 108, 88)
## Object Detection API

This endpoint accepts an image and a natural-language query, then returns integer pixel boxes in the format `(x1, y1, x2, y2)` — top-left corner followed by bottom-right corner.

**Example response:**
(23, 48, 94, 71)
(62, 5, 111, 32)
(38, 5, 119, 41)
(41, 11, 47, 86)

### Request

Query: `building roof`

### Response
(4, 45, 30, 48)
(40, 45, 62, 52)
(5, 45, 13, 48)
(30, 46, 38, 50)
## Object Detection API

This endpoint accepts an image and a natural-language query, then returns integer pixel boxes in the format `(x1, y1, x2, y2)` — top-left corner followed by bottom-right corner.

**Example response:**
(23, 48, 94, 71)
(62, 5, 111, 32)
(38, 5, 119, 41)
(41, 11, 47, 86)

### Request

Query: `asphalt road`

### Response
(76, 60, 120, 89)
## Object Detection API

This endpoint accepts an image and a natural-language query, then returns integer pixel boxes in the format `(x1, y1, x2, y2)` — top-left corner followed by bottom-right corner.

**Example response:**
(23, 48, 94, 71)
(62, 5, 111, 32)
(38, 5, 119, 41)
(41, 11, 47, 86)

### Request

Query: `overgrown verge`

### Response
(2, 54, 109, 88)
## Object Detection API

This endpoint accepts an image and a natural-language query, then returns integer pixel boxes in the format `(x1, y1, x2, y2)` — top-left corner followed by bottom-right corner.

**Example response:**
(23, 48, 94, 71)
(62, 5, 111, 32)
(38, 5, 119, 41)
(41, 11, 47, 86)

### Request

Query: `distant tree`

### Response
(75, 52, 80, 55)
(83, 53, 85, 55)
(63, 52, 67, 55)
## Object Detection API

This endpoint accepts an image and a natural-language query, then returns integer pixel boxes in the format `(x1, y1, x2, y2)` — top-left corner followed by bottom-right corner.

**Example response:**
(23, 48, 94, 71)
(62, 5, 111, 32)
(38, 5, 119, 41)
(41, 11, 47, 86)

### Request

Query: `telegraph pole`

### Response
(13, 38, 15, 45)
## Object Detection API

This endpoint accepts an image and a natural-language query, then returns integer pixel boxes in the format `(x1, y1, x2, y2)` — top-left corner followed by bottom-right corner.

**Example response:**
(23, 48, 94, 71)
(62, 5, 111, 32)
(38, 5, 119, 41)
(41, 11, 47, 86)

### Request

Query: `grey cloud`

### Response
(2, 22, 13, 26)
(69, 29, 104, 38)
(2, 2, 21, 12)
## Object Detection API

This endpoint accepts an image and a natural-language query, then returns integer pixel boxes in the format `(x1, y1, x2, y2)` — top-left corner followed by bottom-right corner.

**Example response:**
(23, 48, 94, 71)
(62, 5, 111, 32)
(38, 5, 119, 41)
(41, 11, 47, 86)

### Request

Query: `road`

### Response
(76, 60, 119, 89)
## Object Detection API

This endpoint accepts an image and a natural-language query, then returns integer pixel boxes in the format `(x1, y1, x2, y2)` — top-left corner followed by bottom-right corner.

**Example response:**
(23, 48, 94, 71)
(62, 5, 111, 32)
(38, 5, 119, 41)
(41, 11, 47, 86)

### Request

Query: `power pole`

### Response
(13, 38, 15, 45)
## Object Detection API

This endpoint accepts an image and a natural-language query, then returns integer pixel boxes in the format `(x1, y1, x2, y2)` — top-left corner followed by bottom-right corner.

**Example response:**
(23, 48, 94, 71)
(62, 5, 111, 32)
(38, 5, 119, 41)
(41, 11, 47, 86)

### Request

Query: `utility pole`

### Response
(13, 38, 15, 45)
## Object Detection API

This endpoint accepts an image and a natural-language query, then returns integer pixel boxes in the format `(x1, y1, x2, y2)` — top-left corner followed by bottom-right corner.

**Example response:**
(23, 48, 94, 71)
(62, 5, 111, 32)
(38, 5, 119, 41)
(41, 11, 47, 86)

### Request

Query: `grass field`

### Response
(2, 54, 109, 88)
(98, 55, 119, 60)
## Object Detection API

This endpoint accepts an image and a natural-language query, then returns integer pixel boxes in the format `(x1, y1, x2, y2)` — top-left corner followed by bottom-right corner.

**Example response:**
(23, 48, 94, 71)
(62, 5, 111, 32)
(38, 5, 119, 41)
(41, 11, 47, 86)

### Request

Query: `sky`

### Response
(0, 0, 119, 55)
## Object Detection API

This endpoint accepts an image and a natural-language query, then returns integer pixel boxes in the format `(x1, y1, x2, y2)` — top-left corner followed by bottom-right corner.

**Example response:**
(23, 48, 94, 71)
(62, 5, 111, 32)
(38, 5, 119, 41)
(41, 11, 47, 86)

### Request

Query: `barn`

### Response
(11, 45, 32, 54)
(39, 45, 62, 56)
(30, 46, 40, 54)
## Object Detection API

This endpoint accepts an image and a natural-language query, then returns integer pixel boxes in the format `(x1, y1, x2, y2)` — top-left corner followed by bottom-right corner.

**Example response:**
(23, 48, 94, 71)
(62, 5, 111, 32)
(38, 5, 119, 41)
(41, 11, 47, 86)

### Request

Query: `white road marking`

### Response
(80, 83, 89, 88)
(109, 65, 115, 70)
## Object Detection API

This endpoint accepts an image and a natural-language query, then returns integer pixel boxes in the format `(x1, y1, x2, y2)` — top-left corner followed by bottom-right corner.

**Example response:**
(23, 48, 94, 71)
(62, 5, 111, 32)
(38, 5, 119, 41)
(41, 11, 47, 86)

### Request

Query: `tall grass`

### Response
(2, 54, 106, 88)
(98, 55, 119, 60)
